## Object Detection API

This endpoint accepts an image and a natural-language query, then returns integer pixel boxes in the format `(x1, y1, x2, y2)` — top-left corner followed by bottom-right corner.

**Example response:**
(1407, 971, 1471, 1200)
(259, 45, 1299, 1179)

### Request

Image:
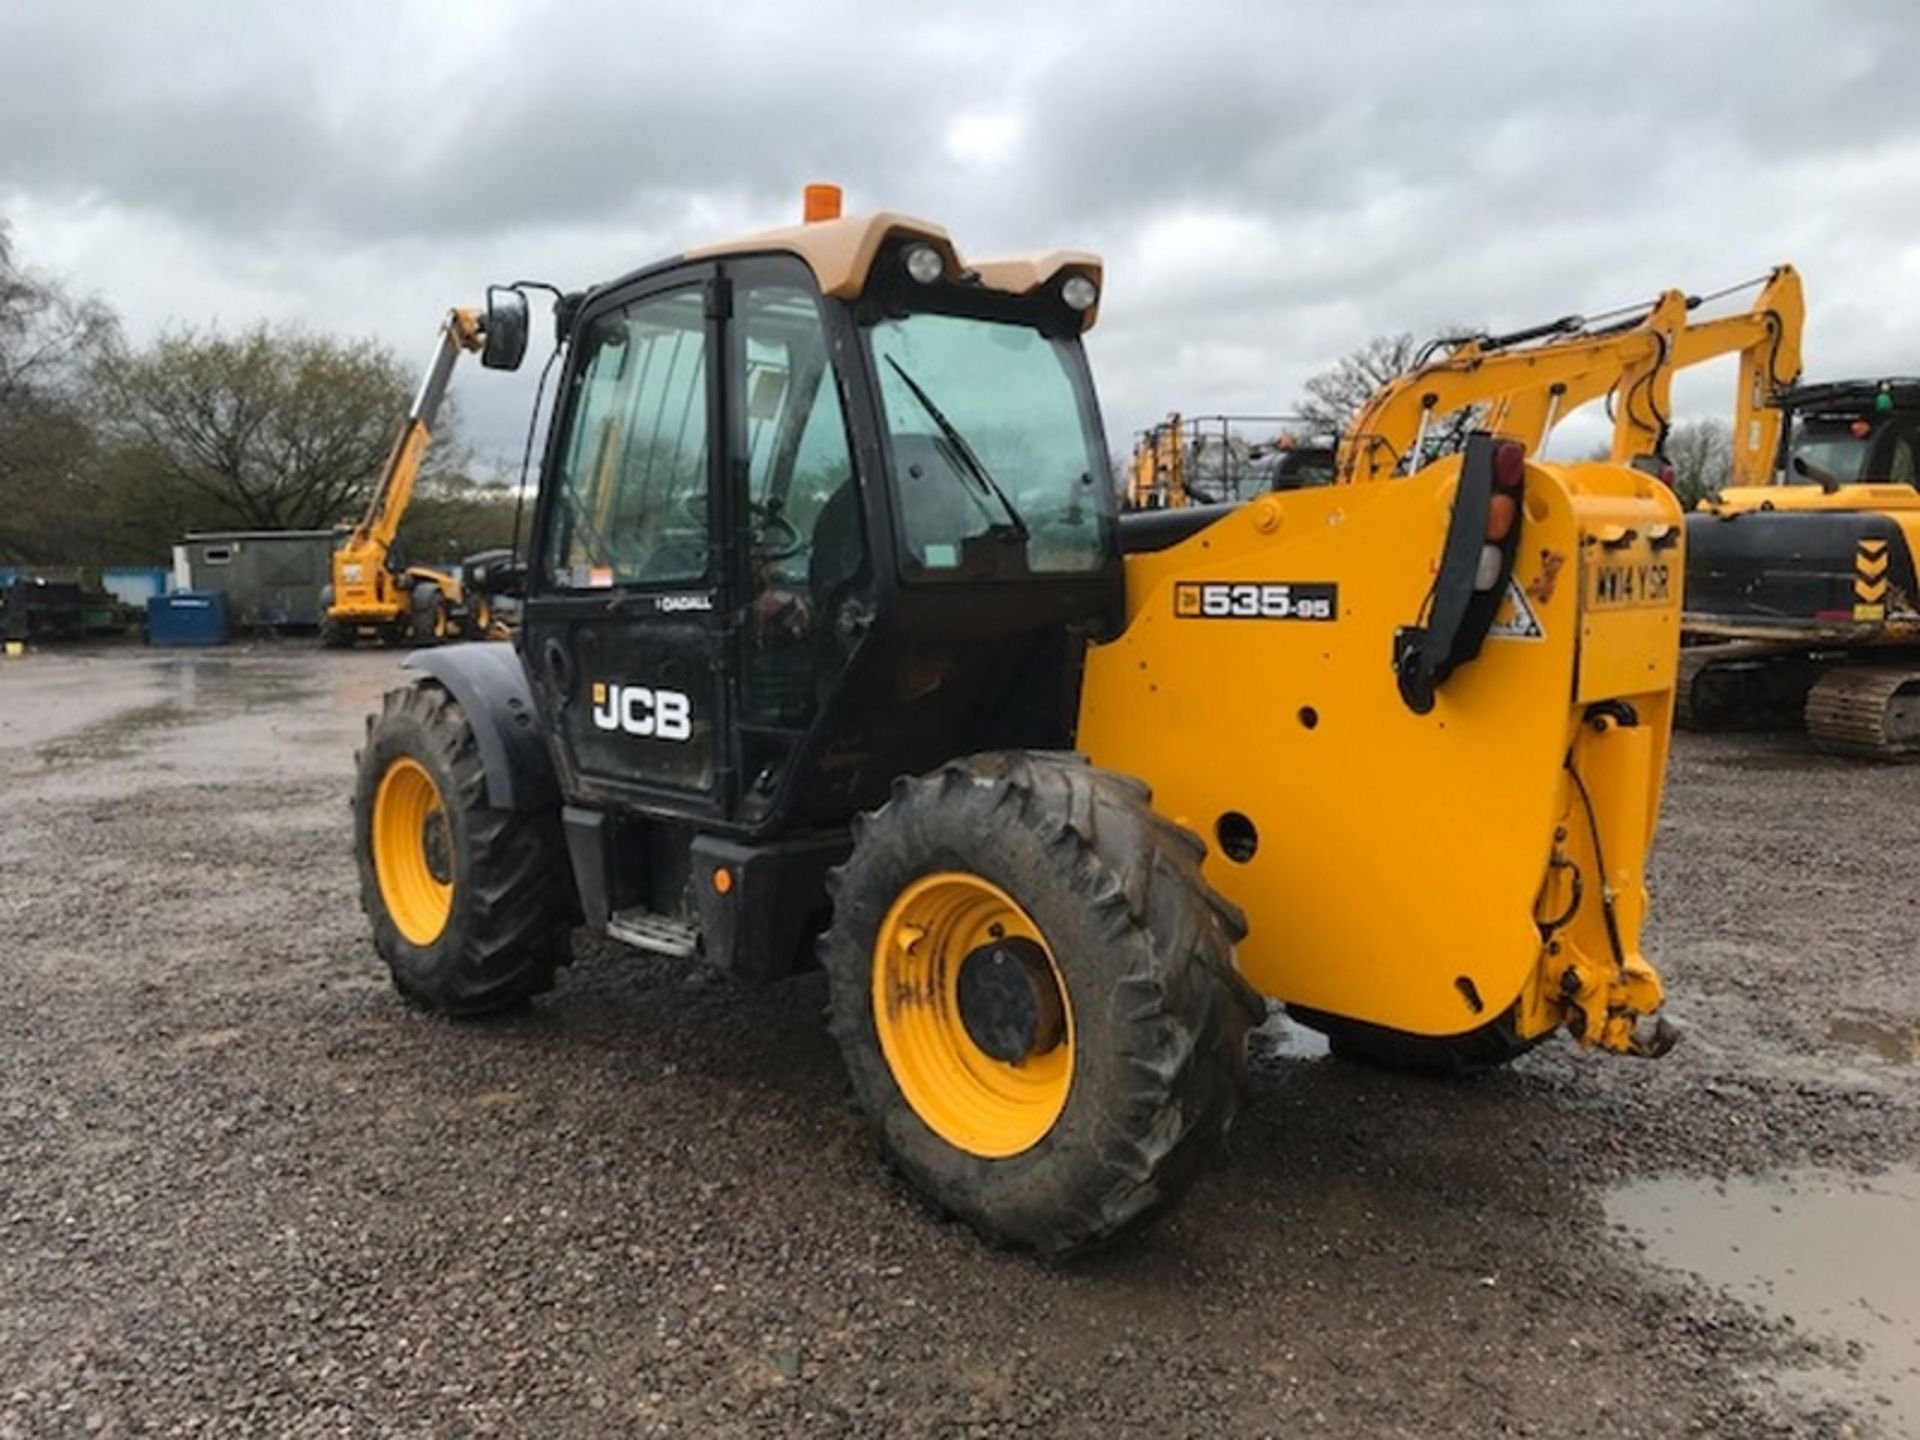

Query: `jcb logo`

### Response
(591, 682, 693, 742)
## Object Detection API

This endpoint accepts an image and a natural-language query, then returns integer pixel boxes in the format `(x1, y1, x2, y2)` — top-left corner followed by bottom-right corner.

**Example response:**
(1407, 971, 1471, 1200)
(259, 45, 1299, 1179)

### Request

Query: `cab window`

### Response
(543, 288, 710, 588)
(732, 280, 863, 730)
(865, 311, 1107, 578)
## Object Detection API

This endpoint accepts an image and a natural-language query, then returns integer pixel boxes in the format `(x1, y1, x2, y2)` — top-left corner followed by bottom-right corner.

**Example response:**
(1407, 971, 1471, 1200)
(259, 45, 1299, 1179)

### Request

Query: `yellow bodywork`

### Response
(1080, 456, 1682, 1051)
(1659, 264, 1802, 487)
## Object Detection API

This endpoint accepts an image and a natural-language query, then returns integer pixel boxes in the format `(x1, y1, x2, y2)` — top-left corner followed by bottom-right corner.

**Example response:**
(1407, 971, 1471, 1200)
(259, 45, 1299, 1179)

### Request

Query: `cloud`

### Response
(5, 0, 1920, 467)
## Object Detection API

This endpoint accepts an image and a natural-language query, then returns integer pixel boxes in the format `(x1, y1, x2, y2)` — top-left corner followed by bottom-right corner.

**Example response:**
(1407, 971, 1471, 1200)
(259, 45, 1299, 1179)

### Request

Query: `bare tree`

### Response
(0, 221, 120, 563)
(1293, 332, 1424, 437)
(100, 323, 439, 531)
(1665, 417, 1734, 508)
(1292, 328, 1481, 470)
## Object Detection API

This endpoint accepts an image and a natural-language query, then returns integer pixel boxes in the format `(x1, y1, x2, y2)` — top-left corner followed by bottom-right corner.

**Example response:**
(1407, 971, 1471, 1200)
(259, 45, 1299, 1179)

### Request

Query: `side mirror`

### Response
(464, 550, 528, 597)
(481, 286, 530, 371)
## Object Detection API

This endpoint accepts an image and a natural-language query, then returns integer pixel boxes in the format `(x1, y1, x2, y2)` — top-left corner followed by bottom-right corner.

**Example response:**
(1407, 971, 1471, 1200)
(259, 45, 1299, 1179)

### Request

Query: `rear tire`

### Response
(319, 617, 354, 649)
(822, 751, 1259, 1255)
(354, 683, 571, 1015)
(1293, 1004, 1541, 1078)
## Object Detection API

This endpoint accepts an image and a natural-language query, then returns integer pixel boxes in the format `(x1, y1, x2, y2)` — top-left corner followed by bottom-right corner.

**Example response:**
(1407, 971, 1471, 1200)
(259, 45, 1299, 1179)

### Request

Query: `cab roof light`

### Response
(1061, 274, 1099, 312)
(802, 183, 842, 224)
(903, 243, 944, 284)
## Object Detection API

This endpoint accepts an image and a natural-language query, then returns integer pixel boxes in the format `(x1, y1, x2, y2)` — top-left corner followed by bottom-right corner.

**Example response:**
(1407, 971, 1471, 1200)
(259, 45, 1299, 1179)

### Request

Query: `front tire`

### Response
(822, 752, 1259, 1255)
(354, 683, 571, 1015)
(410, 584, 451, 646)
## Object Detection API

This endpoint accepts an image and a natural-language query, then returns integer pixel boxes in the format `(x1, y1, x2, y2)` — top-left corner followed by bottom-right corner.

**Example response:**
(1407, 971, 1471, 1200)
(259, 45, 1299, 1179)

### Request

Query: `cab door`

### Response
(521, 270, 733, 817)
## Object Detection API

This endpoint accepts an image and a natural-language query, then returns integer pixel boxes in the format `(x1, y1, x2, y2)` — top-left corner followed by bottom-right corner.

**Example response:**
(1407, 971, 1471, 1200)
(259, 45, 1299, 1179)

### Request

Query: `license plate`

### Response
(1588, 560, 1672, 609)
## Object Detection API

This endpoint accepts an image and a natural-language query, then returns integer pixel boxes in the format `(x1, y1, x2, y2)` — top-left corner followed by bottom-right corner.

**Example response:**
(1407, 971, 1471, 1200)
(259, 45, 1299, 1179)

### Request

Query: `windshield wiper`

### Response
(883, 356, 1029, 541)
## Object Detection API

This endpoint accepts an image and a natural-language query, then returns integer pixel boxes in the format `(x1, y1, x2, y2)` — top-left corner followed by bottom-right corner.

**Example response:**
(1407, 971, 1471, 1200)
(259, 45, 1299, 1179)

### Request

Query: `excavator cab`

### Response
(1780, 381, 1920, 491)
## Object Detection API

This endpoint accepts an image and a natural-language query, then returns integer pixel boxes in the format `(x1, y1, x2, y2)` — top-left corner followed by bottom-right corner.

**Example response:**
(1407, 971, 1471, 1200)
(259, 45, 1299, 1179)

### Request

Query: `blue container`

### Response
(146, 590, 231, 646)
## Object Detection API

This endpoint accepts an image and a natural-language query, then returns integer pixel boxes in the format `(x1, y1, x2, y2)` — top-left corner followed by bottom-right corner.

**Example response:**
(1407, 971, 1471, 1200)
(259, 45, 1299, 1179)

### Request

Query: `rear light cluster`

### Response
(1477, 440, 1526, 591)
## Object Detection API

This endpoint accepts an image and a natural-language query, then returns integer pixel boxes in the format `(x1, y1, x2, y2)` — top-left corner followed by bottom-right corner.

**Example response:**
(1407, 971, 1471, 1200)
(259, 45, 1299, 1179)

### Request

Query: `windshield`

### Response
(1786, 419, 1875, 487)
(865, 312, 1108, 576)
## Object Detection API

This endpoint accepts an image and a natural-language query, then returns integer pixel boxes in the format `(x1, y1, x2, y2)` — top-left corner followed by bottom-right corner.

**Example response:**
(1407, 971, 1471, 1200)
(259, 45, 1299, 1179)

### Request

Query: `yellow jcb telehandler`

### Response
(320, 305, 526, 648)
(350, 188, 1686, 1253)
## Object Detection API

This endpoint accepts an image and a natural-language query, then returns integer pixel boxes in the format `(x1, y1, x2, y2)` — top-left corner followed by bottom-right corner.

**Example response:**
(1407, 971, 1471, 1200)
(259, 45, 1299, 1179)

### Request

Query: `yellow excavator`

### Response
(1661, 269, 1920, 755)
(349, 190, 1688, 1252)
(320, 304, 527, 647)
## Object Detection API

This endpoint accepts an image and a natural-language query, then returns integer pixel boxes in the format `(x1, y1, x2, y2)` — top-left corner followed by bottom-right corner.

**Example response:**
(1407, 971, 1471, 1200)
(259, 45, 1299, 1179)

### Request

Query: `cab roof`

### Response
(684, 211, 1104, 329)
(1783, 379, 1920, 415)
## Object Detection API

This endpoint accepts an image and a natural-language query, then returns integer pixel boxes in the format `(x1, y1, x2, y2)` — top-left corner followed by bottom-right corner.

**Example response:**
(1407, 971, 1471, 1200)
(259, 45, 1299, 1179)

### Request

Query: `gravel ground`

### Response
(2, 643, 1916, 1438)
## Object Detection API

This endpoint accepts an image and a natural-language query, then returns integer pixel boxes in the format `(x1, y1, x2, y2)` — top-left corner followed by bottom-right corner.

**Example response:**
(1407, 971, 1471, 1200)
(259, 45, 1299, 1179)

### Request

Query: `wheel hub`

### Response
(956, 937, 1065, 1064)
(421, 810, 453, 885)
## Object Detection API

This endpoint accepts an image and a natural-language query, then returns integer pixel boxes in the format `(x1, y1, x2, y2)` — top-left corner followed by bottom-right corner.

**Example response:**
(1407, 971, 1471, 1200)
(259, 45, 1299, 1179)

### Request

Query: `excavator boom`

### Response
(1660, 265, 1803, 487)
(1337, 291, 1692, 484)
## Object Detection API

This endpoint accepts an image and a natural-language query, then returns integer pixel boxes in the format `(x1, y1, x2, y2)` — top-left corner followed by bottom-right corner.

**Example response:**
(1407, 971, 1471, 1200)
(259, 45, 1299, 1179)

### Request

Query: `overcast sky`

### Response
(5, 0, 1918, 471)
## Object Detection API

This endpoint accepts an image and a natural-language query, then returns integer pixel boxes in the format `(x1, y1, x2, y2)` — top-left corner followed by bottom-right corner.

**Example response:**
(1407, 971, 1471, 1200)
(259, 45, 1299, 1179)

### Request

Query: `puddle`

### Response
(34, 700, 186, 766)
(1829, 1012, 1920, 1065)
(1249, 1008, 1332, 1062)
(1609, 1168, 1920, 1430)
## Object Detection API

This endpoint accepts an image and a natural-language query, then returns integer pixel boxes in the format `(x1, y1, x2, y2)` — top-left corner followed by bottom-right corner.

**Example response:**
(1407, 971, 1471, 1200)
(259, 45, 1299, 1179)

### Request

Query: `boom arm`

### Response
(350, 307, 487, 555)
(1490, 266, 1802, 480)
(1336, 291, 1691, 483)
(1655, 264, 1803, 487)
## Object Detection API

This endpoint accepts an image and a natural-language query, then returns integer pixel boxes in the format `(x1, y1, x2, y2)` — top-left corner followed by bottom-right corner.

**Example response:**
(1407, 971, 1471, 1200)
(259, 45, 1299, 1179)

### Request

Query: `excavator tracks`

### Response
(1675, 642, 1817, 731)
(1804, 665, 1920, 761)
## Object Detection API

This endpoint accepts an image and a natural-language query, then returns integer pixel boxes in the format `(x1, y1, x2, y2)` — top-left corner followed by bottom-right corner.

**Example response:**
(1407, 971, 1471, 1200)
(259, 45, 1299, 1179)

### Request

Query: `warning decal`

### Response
(1488, 578, 1544, 640)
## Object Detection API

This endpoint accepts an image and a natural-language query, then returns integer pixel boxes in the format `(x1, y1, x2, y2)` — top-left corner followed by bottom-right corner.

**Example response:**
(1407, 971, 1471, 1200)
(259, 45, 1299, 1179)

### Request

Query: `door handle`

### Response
(543, 638, 574, 701)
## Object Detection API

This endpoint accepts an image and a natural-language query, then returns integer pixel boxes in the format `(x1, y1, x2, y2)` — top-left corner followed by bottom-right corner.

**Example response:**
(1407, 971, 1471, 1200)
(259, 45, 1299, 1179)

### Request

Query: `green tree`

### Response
(100, 323, 442, 532)
(0, 222, 119, 564)
(400, 467, 523, 563)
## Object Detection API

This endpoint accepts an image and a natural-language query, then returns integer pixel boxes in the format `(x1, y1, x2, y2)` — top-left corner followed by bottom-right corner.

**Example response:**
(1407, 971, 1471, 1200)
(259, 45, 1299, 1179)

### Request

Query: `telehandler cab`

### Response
(353, 187, 1685, 1253)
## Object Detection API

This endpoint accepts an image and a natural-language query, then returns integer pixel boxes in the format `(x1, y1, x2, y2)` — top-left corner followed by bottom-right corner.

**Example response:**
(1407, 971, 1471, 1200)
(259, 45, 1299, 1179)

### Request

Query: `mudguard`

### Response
(403, 643, 558, 812)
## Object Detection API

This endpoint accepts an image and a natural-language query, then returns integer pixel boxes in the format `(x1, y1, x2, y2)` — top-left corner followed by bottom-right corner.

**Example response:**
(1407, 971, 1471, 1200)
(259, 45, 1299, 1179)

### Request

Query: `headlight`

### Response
(904, 244, 944, 284)
(1061, 274, 1098, 312)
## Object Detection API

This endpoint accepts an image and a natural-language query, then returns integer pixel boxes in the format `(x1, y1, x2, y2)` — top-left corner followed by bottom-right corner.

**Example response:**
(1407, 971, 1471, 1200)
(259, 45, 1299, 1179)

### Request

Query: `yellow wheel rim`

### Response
(871, 872, 1074, 1158)
(371, 757, 454, 945)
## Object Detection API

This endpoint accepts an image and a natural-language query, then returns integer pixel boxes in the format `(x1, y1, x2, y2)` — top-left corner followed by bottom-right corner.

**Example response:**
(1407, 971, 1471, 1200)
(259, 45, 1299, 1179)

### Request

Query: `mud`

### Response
(2, 643, 1919, 1438)
(1609, 1169, 1920, 1430)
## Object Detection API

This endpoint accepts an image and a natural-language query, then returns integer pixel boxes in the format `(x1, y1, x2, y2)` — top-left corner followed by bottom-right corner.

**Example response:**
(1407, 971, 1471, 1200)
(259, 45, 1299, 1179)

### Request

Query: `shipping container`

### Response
(177, 530, 340, 629)
(146, 590, 232, 646)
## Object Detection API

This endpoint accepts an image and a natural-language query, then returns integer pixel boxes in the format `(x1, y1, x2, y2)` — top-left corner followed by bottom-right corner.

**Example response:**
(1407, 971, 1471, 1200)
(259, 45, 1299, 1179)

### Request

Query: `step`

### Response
(605, 907, 701, 958)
